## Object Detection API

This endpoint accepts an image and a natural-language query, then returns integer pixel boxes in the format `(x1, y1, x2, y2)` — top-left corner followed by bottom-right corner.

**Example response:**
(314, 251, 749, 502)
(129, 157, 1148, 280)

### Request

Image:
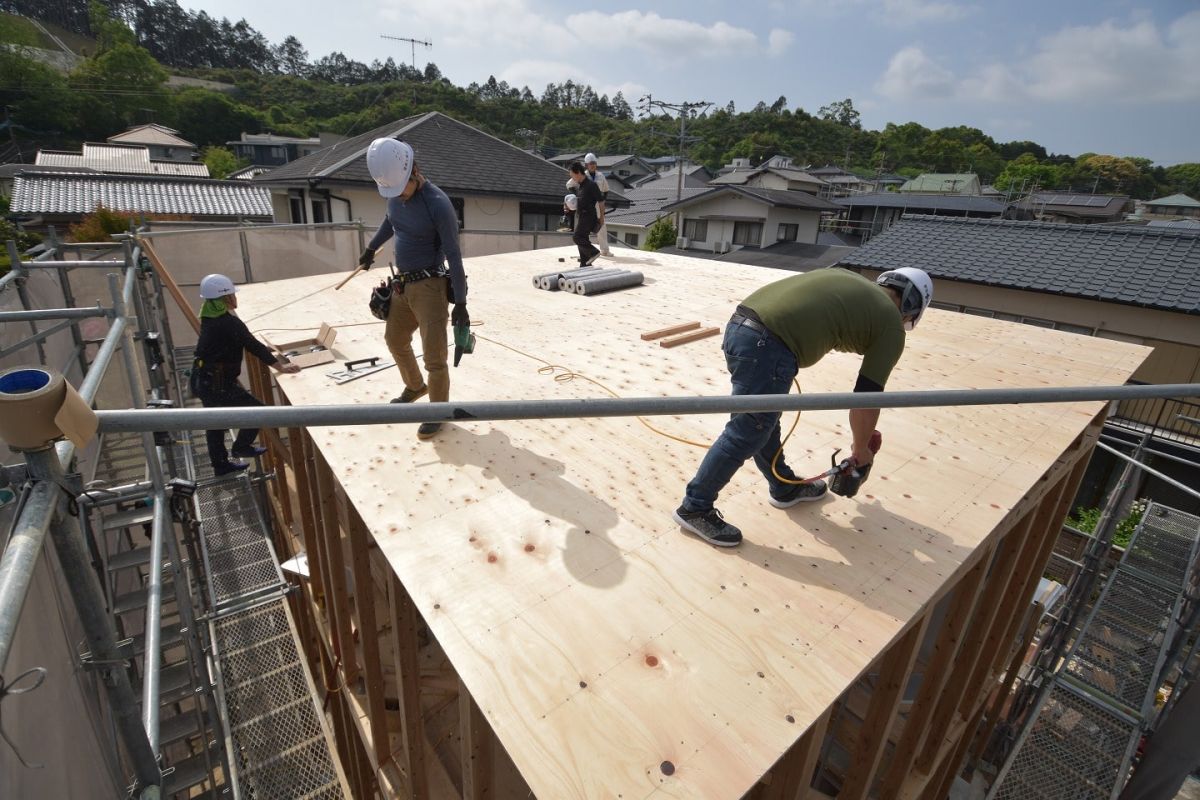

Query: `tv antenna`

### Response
(380, 35, 432, 69)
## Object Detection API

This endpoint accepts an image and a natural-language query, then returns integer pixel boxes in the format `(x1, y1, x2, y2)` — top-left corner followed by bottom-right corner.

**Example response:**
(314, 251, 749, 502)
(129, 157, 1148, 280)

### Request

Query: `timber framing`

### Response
(232, 246, 1148, 798)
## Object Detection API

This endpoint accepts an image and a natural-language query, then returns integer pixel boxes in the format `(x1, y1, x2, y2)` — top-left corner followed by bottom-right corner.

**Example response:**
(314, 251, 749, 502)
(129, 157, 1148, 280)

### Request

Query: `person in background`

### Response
(672, 267, 933, 547)
(569, 162, 603, 266)
(584, 152, 612, 256)
(357, 137, 469, 440)
(190, 273, 300, 476)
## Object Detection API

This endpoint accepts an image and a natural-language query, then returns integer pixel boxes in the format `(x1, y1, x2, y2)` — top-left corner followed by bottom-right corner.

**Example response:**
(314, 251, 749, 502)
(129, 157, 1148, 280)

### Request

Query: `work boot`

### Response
(584, 252, 601, 266)
(769, 479, 828, 509)
(212, 461, 249, 477)
(416, 422, 442, 440)
(391, 384, 428, 403)
(672, 506, 742, 547)
(231, 444, 268, 458)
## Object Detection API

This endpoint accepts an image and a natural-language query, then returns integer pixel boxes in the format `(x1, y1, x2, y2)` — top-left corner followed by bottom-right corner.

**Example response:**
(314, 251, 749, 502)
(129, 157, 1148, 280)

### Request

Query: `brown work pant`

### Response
(384, 277, 449, 402)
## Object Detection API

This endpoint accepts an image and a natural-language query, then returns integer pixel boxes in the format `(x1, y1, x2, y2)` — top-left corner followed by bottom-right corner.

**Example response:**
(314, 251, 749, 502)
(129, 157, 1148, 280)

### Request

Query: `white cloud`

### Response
(875, 46, 956, 100)
(565, 10, 757, 56)
(767, 28, 794, 57)
(876, 11, 1200, 106)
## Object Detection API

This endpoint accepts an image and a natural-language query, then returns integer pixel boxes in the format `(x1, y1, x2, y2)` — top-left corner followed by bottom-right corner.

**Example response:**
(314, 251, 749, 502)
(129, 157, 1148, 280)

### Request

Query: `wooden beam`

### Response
(388, 573, 429, 799)
(875, 545, 995, 799)
(640, 321, 700, 340)
(929, 702, 987, 800)
(839, 616, 930, 799)
(973, 601, 1043, 762)
(459, 676, 494, 799)
(346, 505, 390, 766)
(288, 427, 325, 601)
(757, 705, 832, 800)
(138, 238, 200, 334)
(659, 326, 720, 348)
(314, 448, 360, 684)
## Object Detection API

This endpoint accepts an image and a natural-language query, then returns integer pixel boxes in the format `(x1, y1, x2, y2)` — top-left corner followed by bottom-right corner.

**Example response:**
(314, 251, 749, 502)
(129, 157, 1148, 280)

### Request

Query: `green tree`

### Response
(1165, 164, 1200, 197)
(643, 216, 677, 251)
(993, 153, 1064, 193)
(965, 143, 1006, 183)
(818, 98, 861, 129)
(172, 89, 261, 148)
(1074, 154, 1140, 193)
(202, 146, 244, 179)
(0, 49, 76, 132)
(70, 4, 169, 138)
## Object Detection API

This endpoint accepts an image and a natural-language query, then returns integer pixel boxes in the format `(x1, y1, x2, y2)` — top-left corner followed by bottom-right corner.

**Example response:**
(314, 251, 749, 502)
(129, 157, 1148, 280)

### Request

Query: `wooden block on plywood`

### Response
(659, 325, 719, 348)
(641, 321, 701, 340)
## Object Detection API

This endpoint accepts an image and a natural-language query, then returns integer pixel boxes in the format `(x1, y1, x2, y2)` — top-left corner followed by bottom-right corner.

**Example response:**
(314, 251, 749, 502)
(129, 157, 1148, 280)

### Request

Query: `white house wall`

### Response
(280, 188, 523, 233)
(680, 194, 821, 250)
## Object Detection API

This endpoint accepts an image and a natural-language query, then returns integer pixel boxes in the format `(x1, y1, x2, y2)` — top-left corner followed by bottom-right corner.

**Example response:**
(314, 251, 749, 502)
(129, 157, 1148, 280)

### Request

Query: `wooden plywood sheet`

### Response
(236, 248, 1150, 799)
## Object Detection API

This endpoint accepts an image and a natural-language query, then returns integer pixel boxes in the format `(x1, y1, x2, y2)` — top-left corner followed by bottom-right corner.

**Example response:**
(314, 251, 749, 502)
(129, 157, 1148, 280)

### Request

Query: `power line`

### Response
(636, 95, 710, 227)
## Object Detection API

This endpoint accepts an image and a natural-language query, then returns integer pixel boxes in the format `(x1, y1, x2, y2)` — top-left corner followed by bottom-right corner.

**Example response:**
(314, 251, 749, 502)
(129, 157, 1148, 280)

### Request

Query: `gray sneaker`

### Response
(769, 479, 828, 509)
(673, 506, 742, 547)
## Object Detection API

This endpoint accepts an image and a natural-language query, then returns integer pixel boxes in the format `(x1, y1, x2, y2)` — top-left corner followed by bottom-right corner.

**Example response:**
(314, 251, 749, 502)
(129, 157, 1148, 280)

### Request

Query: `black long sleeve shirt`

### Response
(194, 313, 277, 380)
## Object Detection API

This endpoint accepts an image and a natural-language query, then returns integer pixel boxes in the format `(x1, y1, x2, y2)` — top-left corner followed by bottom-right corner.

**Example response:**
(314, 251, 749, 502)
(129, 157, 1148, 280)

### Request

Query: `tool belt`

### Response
(189, 358, 232, 397)
(730, 305, 775, 339)
(391, 266, 448, 293)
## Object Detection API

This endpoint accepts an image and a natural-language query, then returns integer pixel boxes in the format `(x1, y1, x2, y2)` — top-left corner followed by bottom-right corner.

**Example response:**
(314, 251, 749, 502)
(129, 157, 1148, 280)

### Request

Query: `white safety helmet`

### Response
(584, 152, 598, 165)
(563, 193, 578, 211)
(199, 273, 237, 300)
(876, 267, 933, 330)
(366, 138, 415, 198)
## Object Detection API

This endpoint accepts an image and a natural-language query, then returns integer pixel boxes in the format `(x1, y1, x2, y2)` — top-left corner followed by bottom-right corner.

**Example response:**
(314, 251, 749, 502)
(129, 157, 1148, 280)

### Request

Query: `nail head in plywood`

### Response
(659, 326, 720, 348)
(641, 321, 701, 341)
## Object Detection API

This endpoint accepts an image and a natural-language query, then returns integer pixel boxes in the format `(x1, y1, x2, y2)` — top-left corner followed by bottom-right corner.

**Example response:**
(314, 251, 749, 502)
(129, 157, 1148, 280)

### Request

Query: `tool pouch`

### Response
(369, 281, 392, 320)
(189, 362, 215, 398)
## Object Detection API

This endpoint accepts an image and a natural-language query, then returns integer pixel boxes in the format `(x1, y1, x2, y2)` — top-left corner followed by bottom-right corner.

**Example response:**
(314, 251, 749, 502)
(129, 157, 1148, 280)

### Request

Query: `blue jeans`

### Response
(682, 319, 800, 512)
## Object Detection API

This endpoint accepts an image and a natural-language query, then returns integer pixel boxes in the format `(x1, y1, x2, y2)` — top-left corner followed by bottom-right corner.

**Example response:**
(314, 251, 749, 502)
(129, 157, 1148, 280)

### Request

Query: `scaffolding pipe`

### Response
(0, 305, 108, 322)
(93, 382, 1200, 433)
(1096, 441, 1200, 503)
(142, 494, 167, 755)
(121, 220, 363, 238)
(0, 317, 79, 359)
(14, 259, 126, 269)
(0, 266, 21, 291)
(24, 447, 162, 790)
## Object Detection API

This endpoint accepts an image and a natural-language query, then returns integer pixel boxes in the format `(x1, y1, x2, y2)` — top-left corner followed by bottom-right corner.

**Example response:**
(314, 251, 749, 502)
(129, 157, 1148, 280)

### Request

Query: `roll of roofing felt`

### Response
(577, 271, 643, 295)
(562, 269, 626, 293)
(538, 275, 558, 291)
(534, 267, 606, 290)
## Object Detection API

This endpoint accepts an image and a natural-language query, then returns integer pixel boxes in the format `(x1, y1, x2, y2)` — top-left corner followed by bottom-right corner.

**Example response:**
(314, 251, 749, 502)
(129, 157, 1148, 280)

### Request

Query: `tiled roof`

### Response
(230, 133, 321, 145)
(11, 172, 273, 218)
(0, 163, 97, 179)
(606, 185, 710, 228)
(1147, 193, 1200, 209)
(899, 173, 979, 193)
(710, 167, 827, 187)
(839, 215, 1200, 315)
(36, 143, 210, 177)
(108, 123, 195, 148)
(662, 186, 841, 213)
(255, 112, 618, 205)
(837, 192, 1007, 213)
(1147, 218, 1200, 229)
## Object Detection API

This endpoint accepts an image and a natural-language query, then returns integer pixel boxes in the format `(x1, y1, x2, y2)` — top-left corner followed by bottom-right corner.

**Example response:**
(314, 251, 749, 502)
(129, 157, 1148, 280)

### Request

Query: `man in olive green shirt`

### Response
(673, 267, 933, 548)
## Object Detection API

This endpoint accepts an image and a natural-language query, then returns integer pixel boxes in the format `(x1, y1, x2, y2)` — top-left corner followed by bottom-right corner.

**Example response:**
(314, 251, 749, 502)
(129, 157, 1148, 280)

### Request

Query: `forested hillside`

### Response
(1, 1, 1197, 198)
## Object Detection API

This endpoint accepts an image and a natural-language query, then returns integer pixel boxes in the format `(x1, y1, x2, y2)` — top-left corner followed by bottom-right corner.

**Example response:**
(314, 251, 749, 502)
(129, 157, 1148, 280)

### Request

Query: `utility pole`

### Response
(638, 94, 711, 236)
(380, 34, 432, 71)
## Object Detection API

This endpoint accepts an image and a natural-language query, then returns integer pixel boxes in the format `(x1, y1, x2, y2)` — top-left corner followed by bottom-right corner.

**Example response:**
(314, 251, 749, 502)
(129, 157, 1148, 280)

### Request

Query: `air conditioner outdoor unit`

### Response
(676, 237, 689, 249)
(714, 241, 731, 254)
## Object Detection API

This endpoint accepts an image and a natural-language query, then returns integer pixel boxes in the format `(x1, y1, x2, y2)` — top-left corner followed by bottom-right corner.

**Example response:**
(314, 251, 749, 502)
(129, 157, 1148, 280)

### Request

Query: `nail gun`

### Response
(810, 430, 882, 498)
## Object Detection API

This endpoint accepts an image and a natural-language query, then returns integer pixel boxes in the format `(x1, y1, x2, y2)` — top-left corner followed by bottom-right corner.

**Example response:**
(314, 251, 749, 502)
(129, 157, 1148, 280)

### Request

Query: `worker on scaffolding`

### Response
(190, 273, 301, 476)
(672, 267, 934, 548)
(358, 138, 468, 440)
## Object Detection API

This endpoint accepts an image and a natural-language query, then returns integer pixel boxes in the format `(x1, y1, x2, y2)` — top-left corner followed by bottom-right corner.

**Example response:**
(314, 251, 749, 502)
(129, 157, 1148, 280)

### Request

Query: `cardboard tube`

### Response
(0, 367, 98, 450)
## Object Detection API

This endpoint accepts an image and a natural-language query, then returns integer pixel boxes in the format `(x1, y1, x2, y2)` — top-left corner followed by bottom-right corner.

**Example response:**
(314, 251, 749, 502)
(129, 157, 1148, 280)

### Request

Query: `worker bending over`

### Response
(358, 138, 469, 440)
(673, 267, 933, 547)
(191, 273, 300, 476)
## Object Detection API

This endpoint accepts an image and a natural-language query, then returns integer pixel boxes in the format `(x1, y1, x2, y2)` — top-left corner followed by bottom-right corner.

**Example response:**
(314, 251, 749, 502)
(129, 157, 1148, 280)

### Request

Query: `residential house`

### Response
(876, 173, 908, 191)
(547, 152, 586, 167)
(227, 133, 336, 167)
(709, 164, 827, 194)
(839, 215, 1200, 387)
(898, 173, 982, 195)
(632, 163, 713, 189)
(590, 155, 655, 186)
(254, 112, 625, 231)
(604, 184, 710, 248)
(9, 172, 272, 226)
(1143, 193, 1200, 220)
(660, 186, 841, 252)
(807, 165, 870, 197)
(835, 192, 1008, 241)
(34, 142, 210, 177)
(106, 123, 197, 162)
(1014, 192, 1132, 224)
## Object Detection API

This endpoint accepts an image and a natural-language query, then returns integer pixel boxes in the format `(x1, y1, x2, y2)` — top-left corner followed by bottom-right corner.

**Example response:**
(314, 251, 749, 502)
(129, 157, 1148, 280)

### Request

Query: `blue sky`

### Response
(189, 0, 1198, 165)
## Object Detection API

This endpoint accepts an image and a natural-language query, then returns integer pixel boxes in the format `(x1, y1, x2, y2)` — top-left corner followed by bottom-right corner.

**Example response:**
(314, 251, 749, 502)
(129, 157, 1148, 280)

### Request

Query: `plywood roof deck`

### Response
(236, 247, 1148, 799)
